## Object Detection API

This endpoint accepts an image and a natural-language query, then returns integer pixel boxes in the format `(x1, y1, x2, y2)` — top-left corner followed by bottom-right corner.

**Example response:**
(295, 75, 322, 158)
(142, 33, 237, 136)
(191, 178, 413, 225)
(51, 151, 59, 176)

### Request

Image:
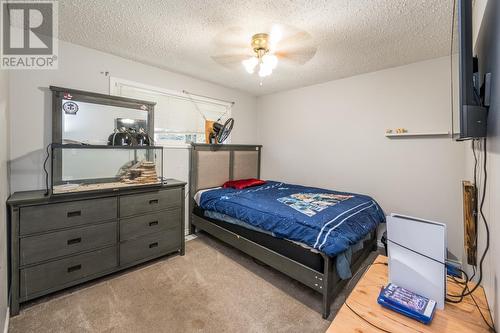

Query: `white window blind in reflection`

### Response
(113, 81, 231, 146)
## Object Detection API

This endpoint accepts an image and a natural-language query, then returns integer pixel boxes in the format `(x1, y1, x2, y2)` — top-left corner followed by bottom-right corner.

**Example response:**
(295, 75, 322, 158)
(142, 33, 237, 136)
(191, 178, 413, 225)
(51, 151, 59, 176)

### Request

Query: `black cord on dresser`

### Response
(343, 261, 393, 333)
(43, 143, 52, 196)
(448, 274, 496, 332)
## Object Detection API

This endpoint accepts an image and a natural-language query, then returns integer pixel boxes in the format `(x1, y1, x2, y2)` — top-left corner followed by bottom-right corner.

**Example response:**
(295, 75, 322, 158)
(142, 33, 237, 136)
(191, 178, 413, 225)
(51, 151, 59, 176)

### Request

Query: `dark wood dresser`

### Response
(7, 179, 186, 315)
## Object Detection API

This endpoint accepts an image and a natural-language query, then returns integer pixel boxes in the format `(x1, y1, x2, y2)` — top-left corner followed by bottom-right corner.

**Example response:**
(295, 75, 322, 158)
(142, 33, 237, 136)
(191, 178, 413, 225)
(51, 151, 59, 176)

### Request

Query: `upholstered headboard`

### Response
(189, 143, 262, 195)
(188, 143, 262, 233)
(188, 143, 262, 232)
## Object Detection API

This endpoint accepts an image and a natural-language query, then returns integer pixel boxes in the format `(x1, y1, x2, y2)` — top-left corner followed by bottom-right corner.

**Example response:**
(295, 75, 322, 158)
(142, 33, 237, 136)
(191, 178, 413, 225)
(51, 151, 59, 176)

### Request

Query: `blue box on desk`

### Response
(377, 283, 437, 325)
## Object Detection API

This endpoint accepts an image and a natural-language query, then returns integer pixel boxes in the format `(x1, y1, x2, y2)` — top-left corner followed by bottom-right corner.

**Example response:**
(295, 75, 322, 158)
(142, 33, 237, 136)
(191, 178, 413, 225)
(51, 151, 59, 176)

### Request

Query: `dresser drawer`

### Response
(120, 209, 181, 241)
(120, 228, 181, 265)
(119, 188, 182, 217)
(20, 222, 117, 266)
(20, 197, 118, 235)
(20, 246, 117, 299)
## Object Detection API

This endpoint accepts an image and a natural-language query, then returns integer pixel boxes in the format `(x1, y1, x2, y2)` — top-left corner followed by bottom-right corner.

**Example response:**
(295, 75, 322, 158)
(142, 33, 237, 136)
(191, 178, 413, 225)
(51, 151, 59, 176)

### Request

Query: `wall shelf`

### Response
(385, 131, 450, 138)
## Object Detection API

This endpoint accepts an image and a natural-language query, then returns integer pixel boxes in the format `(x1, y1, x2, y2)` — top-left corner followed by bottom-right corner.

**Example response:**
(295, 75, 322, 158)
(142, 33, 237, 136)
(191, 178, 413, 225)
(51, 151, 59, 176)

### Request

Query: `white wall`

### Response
(257, 57, 466, 256)
(0, 69, 10, 330)
(9, 40, 258, 193)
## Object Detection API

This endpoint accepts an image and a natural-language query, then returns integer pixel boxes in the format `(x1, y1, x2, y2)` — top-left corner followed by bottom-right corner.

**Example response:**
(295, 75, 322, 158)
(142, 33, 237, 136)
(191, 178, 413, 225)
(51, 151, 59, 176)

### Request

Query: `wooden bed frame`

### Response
(188, 143, 377, 318)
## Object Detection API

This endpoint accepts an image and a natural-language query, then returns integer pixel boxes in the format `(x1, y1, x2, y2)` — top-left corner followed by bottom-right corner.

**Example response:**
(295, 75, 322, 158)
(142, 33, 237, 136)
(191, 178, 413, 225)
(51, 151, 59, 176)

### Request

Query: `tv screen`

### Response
(457, 0, 487, 140)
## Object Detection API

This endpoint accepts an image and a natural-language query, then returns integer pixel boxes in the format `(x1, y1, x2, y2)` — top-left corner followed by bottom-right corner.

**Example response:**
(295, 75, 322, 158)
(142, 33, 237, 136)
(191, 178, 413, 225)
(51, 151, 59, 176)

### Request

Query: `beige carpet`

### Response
(10, 233, 378, 333)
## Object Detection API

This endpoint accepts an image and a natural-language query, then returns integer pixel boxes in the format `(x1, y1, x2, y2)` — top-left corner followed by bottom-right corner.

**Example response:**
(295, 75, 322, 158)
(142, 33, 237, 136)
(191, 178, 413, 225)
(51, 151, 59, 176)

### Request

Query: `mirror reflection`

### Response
(61, 99, 149, 145)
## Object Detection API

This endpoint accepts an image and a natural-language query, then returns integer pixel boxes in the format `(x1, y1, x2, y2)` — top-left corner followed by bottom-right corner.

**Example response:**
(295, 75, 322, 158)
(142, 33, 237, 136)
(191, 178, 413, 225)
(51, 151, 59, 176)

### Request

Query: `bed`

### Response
(188, 144, 385, 318)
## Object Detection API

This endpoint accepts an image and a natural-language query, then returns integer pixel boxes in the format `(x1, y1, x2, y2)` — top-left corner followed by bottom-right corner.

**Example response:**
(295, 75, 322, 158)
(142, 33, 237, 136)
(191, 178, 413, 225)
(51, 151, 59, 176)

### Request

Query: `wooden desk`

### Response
(327, 255, 493, 332)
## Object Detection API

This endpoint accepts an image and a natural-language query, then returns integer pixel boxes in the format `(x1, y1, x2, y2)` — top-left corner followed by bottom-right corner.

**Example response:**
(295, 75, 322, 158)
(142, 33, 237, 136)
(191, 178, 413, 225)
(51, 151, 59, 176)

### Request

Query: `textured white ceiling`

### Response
(59, 0, 454, 96)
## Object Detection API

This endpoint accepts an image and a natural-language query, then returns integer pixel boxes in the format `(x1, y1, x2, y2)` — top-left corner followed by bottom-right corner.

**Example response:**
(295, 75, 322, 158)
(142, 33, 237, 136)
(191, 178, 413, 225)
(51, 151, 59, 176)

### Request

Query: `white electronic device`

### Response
(387, 214, 447, 309)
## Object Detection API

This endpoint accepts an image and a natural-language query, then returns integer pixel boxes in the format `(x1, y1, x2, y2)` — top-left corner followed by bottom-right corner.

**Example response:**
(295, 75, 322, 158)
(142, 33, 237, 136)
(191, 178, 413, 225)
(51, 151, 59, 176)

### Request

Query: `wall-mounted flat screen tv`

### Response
(457, 0, 487, 140)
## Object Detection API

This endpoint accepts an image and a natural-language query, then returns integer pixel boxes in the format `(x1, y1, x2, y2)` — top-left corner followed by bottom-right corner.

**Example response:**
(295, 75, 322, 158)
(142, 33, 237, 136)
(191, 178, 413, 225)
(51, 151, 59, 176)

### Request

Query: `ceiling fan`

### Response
(211, 24, 317, 80)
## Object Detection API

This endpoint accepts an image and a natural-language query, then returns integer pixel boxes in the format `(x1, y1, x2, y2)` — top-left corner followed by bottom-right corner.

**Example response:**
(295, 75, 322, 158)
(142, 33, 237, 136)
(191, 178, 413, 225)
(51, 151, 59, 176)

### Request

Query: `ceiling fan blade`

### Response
(268, 24, 283, 51)
(211, 54, 251, 68)
(276, 31, 313, 49)
(275, 47, 317, 65)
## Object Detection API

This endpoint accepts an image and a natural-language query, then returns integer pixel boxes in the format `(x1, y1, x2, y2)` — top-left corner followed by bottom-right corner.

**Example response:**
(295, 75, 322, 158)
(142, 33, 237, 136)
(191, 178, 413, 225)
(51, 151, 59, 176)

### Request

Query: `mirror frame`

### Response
(50, 86, 156, 187)
(50, 85, 156, 144)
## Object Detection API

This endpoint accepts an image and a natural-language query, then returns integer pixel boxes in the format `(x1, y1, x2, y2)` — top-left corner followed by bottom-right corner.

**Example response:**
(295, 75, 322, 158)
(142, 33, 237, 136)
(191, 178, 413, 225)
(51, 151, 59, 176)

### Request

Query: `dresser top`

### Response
(7, 179, 186, 206)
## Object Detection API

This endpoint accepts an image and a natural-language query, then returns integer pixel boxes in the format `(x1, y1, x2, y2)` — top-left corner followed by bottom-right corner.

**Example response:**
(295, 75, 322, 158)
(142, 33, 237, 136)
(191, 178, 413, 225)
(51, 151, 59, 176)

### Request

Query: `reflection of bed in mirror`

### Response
(189, 143, 383, 319)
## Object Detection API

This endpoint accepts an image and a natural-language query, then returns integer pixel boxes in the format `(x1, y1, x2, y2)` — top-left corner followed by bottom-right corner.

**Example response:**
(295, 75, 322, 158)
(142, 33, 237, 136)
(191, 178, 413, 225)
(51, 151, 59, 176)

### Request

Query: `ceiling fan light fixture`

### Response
(262, 54, 278, 69)
(242, 57, 258, 73)
(212, 24, 317, 86)
(258, 62, 273, 77)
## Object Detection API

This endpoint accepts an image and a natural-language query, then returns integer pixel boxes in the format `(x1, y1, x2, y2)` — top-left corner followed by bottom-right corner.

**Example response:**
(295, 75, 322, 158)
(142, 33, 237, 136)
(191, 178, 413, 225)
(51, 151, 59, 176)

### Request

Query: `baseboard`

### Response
(3, 307, 8, 333)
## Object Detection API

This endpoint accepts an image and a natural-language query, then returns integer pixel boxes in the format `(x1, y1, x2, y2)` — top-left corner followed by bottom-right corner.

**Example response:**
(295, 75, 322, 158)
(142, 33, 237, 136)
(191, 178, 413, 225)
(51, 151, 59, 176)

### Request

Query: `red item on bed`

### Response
(223, 178, 266, 190)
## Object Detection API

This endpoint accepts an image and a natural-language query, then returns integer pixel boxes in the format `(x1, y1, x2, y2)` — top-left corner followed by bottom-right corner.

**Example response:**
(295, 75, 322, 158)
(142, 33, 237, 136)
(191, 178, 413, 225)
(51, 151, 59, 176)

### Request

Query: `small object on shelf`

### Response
(395, 128, 408, 134)
(385, 131, 451, 138)
(377, 283, 437, 325)
(385, 129, 393, 134)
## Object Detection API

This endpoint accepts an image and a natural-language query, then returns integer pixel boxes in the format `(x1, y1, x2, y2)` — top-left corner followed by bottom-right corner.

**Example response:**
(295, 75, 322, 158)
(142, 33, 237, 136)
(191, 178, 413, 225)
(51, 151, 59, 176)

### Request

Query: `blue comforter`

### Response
(199, 181, 385, 257)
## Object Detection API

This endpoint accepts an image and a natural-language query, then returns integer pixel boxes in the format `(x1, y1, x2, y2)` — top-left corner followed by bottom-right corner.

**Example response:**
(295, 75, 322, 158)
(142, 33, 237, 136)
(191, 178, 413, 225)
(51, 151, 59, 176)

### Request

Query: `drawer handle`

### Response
(67, 264, 82, 273)
(67, 237, 82, 245)
(149, 221, 159, 227)
(67, 210, 82, 218)
(149, 242, 159, 248)
(149, 199, 159, 205)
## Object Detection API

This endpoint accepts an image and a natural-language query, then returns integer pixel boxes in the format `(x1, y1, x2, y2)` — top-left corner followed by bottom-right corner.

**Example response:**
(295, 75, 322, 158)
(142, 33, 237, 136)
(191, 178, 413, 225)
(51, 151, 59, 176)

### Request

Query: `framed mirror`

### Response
(51, 86, 155, 145)
(50, 86, 157, 190)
